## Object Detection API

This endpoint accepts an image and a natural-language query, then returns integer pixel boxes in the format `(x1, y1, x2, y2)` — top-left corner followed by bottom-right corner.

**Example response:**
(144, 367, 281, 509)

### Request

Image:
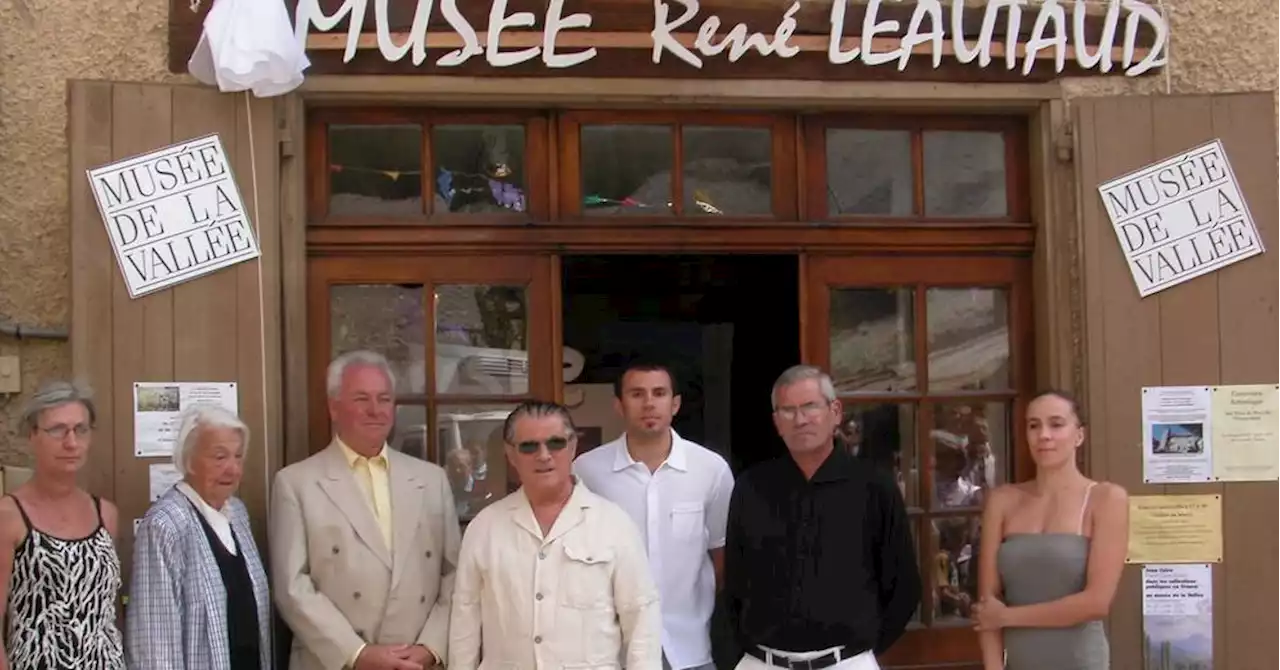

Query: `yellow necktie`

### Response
(356, 456, 393, 550)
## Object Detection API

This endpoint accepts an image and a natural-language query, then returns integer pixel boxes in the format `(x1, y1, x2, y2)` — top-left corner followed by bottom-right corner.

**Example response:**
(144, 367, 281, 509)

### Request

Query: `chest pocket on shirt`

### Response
(560, 543, 615, 610)
(670, 502, 705, 541)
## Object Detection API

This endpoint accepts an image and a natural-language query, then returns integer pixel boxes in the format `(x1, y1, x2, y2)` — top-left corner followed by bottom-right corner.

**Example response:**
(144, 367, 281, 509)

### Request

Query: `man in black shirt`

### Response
(723, 365, 921, 670)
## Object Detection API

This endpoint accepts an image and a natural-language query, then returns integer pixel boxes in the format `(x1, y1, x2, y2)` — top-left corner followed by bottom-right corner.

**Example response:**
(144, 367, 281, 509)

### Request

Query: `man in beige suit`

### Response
(272, 350, 461, 670)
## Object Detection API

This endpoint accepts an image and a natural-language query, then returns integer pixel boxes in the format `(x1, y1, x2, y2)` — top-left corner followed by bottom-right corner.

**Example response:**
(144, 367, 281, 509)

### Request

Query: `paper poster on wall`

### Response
(1210, 384, 1279, 481)
(1127, 494, 1223, 564)
(134, 382, 238, 457)
(1143, 386, 1213, 483)
(148, 463, 183, 501)
(1097, 139, 1265, 298)
(85, 134, 261, 300)
(1143, 564, 1214, 669)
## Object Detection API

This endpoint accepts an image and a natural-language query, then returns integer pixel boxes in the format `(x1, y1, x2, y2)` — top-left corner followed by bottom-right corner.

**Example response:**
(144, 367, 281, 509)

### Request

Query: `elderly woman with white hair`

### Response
(126, 404, 272, 670)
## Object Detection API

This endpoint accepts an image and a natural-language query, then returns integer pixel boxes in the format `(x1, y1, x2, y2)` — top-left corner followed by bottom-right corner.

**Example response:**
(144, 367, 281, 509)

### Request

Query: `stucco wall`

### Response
(0, 0, 1275, 462)
(0, 0, 178, 464)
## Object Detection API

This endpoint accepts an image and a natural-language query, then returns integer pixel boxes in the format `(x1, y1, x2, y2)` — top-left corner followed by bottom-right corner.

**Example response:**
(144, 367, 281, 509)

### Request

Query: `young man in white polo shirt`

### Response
(574, 362, 735, 670)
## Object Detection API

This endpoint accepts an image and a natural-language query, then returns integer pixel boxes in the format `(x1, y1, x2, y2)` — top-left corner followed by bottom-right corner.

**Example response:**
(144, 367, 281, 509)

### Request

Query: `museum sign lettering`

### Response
(294, 0, 1169, 76)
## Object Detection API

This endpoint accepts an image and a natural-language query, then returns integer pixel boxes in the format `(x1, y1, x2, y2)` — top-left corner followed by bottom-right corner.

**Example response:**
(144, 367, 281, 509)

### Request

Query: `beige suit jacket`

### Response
(270, 440, 461, 670)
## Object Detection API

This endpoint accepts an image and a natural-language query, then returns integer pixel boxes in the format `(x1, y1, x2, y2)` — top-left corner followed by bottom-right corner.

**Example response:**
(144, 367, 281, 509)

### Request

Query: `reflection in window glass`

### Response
(329, 124, 423, 217)
(841, 403, 917, 507)
(826, 129, 913, 216)
(682, 126, 772, 216)
(391, 405, 428, 460)
(926, 288, 1010, 392)
(923, 131, 1007, 217)
(829, 288, 917, 393)
(929, 514, 981, 623)
(581, 125, 674, 215)
(930, 401, 1009, 503)
(435, 285, 529, 396)
(329, 284, 426, 394)
(432, 125, 527, 214)
(437, 403, 519, 521)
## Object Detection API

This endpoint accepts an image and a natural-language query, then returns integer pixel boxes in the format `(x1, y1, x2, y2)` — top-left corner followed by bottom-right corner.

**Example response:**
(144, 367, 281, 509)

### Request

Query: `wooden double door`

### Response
(308, 250, 1032, 669)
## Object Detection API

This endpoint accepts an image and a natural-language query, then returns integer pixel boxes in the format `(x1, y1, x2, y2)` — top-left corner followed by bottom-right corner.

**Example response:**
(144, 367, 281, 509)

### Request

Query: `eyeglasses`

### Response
(774, 402, 832, 421)
(514, 436, 571, 455)
(39, 424, 91, 440)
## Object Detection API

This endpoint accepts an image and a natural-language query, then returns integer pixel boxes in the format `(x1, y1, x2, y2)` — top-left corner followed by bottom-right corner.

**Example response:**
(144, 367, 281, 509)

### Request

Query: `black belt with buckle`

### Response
(746, 646, 857, 670)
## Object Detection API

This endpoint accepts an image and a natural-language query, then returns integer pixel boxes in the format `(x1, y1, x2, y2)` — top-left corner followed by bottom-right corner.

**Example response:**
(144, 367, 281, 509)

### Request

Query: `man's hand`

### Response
(353, 644, 425, 670)
(403, 645, 437, 667)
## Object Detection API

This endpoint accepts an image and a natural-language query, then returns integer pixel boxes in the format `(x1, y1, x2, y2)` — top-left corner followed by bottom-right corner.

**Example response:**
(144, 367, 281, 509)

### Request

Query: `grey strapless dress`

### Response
(997, 534, 1109, 670)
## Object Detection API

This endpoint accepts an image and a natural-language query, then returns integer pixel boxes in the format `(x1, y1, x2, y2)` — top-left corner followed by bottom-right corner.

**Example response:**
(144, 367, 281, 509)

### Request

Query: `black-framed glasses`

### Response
(514, 436, 571, 455)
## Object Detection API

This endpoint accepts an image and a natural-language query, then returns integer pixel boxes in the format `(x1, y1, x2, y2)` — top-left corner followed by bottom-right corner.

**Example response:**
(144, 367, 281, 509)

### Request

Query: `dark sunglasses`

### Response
(514, 436, 571, 455)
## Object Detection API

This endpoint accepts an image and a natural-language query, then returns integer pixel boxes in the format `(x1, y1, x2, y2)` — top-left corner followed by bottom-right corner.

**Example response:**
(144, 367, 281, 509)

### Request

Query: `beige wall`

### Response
(0, 0, 1277, 462)
(0, 0, 176, 462)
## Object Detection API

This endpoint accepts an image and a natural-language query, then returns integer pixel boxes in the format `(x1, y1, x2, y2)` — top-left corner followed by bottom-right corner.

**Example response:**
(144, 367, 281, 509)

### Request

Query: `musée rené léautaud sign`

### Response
(289, 0, 1169, 76)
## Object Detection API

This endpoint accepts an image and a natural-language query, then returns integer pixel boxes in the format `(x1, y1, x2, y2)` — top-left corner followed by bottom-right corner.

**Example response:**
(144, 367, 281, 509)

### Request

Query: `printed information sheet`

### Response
(134, 382, 238, 457)
(1143, 386, 1213, 483)
(1143, 564, 1213, 669)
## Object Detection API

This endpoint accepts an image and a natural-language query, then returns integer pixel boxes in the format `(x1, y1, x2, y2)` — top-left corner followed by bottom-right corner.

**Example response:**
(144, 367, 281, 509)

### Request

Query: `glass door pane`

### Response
(804, 254, 1032, 668)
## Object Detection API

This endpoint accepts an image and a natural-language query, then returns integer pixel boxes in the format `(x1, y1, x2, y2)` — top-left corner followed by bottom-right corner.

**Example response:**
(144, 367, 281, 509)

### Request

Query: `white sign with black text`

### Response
(1097, 139, 1264, 298)
(87, 134, 260, 299)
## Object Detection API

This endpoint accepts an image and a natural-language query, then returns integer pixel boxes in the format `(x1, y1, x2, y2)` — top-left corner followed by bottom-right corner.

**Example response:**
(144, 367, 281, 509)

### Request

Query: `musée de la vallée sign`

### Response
(293, 0, 1169, 76)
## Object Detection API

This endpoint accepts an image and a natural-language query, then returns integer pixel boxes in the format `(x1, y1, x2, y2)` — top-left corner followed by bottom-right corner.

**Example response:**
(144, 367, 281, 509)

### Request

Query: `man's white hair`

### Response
(173, 404, 250, 476)
(326, 350, 397, 398)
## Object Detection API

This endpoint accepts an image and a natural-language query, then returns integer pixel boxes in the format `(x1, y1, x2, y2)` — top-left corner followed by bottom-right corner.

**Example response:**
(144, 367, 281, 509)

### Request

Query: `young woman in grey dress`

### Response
(972, 390, 1129, 670)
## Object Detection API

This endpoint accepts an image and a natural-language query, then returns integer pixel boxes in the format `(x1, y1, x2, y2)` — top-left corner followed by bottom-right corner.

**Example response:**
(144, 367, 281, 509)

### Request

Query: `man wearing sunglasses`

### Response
(574, 362, 734, 670)
(448, 401, 662, 670)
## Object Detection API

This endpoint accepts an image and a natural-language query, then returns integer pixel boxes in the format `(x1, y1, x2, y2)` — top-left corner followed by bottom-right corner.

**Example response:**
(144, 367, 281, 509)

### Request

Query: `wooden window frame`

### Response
(302, 106, 1037, 668)
(306, 255, 556, 461)
(556, 110, 799, 223)
(805, 254, 1034, 664)
(307, 107, 552, 227)
(803, 113, 1031, 224)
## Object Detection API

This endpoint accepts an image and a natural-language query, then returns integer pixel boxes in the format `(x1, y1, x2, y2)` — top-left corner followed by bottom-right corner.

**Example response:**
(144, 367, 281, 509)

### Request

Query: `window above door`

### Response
(306, 108, 1028, 230)
(308, 109, 551, 225)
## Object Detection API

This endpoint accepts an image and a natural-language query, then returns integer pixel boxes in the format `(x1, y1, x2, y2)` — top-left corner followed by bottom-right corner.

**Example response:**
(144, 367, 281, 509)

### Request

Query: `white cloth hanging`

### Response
(187, 0, 310, 97)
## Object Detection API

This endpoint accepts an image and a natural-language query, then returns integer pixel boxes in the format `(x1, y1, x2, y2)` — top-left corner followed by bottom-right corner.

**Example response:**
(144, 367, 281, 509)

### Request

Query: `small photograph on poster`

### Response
(134, 382, 238, 458)
(1143, 564, 1213, 669)
(1143, 386, 1214, 483)
(1151, 423, 1205, 454)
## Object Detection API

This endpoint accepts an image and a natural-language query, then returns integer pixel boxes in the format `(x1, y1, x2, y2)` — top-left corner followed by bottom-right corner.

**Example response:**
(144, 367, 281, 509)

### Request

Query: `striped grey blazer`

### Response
(126, 487, 273, 670)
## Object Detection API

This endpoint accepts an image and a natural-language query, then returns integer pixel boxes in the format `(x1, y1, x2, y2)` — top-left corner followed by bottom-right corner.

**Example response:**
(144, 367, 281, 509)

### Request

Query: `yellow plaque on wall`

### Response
(1126, 494, 1223, 564)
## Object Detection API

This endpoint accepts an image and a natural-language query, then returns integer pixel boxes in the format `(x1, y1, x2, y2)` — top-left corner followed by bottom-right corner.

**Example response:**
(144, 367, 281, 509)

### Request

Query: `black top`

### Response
(724, 447, 921, 657)
(192, 506, 261, 670)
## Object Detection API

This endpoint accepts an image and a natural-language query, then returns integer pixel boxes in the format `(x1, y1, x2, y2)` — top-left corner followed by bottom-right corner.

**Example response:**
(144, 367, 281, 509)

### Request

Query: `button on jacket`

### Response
(448, 481, 662, 670)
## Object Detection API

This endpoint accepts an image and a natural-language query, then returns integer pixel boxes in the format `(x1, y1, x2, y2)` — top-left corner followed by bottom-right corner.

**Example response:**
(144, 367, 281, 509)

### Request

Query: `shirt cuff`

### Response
(347, 642, 367, 669)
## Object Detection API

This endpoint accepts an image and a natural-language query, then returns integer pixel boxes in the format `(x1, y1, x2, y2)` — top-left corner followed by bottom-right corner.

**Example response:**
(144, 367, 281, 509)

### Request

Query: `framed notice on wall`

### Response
(1097, 139, 1265, 298)
(86, 134, 261, 299)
